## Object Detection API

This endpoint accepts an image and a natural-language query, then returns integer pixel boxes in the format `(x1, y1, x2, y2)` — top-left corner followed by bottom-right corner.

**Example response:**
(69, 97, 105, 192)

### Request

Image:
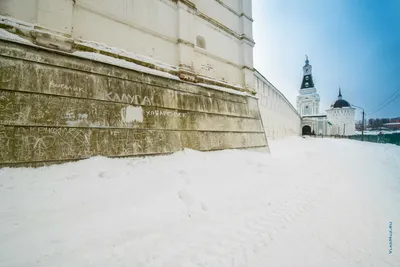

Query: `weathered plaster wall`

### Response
(0, 40, 268, 166)
(0, 0, 255, 89)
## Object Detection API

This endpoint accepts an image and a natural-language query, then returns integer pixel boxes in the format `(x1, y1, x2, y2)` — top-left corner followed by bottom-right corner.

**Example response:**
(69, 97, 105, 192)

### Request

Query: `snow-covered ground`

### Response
(0, 137, 399, 267)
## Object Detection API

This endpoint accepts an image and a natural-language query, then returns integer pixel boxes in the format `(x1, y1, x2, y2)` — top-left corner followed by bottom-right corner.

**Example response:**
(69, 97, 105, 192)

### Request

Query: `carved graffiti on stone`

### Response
(145, 110, 186, 118)
(105, 92, 153, 106)
(13, 128, 91, 161)
(0, 127, 12, 160)
(0, 60, 17, 84)
(49, 80, 84, 93)
(109, 130, 143, 155)
(17, 132, 56, 158)
(62, 111, 89, 126)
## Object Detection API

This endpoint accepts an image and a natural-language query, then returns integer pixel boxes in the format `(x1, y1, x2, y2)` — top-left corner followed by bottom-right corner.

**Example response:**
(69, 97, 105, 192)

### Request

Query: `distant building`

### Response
(296, 56, 330, 135)
(384, 119, 400, 130)
(296, 57, 356, 136)
(326, 88, 356, 136)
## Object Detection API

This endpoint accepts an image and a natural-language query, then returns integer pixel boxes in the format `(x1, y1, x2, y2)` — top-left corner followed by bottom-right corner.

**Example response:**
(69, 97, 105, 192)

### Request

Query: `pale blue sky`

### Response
(253, 0, 400, 120)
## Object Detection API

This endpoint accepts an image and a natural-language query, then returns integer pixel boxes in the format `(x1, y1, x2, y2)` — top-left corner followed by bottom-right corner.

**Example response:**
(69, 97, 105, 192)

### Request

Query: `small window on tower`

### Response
(305, 82, 309, 87)
(305, 76, 309, 81)
(196, 36, 206, 49)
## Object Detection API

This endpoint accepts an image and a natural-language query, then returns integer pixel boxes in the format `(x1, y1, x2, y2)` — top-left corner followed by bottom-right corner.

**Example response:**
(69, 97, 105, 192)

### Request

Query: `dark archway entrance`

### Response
(302, 125, 311, 135)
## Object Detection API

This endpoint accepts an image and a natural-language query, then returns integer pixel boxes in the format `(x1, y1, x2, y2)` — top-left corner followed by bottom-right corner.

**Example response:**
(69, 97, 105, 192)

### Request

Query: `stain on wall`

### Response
(0, 40, 268, 166)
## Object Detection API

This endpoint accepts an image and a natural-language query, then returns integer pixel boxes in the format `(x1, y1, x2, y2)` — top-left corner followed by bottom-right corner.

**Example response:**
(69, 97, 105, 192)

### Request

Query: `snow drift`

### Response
(0, 137, 399, 266)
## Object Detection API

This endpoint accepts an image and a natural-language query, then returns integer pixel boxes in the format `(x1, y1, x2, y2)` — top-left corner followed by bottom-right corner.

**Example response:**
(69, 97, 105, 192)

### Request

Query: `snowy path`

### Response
(0, 137, 399, 266)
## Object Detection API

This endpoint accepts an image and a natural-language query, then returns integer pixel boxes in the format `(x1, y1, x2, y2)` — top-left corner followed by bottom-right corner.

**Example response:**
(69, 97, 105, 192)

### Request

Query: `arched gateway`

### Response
(302, 125, 311, 135)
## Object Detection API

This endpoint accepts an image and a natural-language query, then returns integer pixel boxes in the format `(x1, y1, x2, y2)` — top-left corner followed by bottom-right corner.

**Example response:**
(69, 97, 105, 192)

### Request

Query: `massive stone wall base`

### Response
(0, 40, 268, 167)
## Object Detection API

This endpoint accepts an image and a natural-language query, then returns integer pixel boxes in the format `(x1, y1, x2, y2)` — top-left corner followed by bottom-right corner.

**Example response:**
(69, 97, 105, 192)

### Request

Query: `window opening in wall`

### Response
(196, 35, 206, 49)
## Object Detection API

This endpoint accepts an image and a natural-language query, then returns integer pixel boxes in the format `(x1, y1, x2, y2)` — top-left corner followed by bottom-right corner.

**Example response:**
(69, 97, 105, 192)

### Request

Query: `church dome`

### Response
(331, 87, 351, 108)
(331, 99, 351, 108)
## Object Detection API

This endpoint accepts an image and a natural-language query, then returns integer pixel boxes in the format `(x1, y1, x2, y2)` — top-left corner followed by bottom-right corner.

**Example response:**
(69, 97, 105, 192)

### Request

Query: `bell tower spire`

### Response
(338, 86, 343, 99)
(300, 55, 314, 89)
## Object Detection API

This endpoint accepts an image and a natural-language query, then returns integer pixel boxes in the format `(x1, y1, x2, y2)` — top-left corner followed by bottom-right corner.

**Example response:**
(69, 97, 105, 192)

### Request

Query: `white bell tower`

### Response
(296, 56, 321, 115)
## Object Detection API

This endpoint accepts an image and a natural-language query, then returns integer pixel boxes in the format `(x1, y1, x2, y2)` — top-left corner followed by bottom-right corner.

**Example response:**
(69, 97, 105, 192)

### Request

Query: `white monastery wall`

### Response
(254, 70, 301, 139)
(0, 0, 255, 90)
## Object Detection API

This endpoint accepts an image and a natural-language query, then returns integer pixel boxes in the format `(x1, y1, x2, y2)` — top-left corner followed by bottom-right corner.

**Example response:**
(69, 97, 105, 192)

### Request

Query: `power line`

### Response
(369, 87, 400, 114)
(368, 91, 400, 116)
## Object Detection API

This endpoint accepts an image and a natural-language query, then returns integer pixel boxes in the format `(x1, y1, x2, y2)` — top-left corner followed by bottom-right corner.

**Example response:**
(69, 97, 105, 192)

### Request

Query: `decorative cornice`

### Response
(171, 0, 196, 10)
(33, 25, 72, 38)
(170, 0, 254, 45)
(0, 21, 179, 77)
(214, 0, 239, 16)
(214, 0, 254, 22)
(240, 34, 256, 47)
(72, 42, 180, 77)
(179, 71, 197, 82)
(31, 29, 73, 52)
(240, 13, 253, 22)
(0, 20, 74, 52)
(196, 75, 256, 95)
(177, 38, 195, 48)
(181, 0, 196, 9)
(197, 11, 255, 46)
(173, 0, 254, 22)
(242, 65, 255, 71)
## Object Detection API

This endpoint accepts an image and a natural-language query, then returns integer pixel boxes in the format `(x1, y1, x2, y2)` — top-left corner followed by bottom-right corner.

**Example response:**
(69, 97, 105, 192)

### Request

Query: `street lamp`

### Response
(351, 104, 365, 141)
